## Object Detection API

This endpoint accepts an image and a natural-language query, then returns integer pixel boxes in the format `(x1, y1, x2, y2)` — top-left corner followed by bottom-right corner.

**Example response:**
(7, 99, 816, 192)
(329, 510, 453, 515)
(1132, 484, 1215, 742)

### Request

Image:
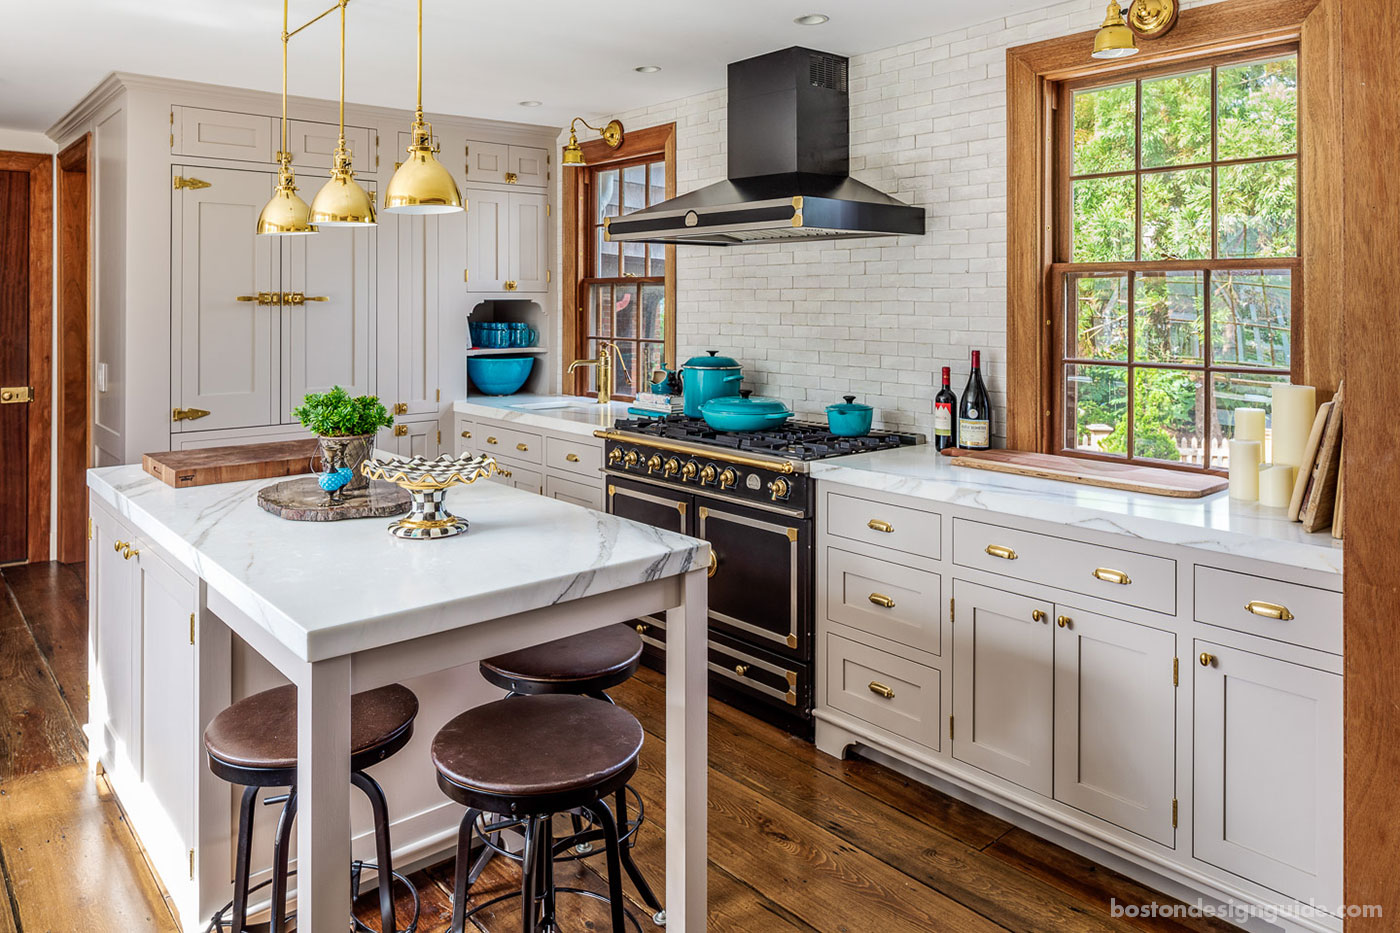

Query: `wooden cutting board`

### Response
(942, 448, 1229, 498)
(143, 439, 319, 489)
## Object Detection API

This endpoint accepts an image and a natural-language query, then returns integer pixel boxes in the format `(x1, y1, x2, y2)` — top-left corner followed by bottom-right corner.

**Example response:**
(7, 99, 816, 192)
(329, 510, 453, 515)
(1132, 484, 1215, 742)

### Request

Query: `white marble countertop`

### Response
(88, 465, 706, 662)
(453, 394, 632, 438)
(810, 446, 1343, 577)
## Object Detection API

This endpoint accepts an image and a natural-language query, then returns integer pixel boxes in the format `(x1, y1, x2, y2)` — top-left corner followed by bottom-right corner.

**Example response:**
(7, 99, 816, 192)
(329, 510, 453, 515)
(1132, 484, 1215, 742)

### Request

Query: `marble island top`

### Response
(810, 446, 1343, 577)
(453, 394, 632, 436)
(88, 465, 706, 662)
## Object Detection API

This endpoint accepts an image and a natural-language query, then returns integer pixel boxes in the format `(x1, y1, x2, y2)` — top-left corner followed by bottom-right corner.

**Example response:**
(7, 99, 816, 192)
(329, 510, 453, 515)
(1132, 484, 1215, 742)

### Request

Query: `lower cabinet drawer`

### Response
(826, 548, 941, 656)
(825, 633, 941, 750)
(545, 473, 603, 510)
(545, 436, 603, 478)
(454, 417, 478, 455)
(478, 424, 543, 464)
(1194, 566, 1341, 655)
(486, 457, 542, 494)
(826, 491, 942, 560)
(709, 632, 806, 711)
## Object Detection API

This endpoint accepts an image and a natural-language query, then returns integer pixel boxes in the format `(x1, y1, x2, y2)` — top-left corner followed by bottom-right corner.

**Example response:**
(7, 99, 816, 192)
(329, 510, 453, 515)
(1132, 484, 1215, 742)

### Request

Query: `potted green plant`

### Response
(292, 386, 393, 493)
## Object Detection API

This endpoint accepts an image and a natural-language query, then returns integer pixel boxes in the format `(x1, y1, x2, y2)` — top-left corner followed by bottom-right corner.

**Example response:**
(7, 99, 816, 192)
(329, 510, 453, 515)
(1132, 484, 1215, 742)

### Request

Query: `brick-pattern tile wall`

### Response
(557, 0, 1225, 441)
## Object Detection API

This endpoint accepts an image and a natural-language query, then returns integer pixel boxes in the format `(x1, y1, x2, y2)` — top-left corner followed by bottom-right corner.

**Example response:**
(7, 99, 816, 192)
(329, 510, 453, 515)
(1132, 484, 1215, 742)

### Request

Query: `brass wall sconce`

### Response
(1092, 0, 1179, 59)
(561, 117, 625, 167)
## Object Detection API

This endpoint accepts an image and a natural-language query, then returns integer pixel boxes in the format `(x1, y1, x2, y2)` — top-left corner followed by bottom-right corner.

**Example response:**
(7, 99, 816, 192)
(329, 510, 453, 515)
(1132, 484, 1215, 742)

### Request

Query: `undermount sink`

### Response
(508, 399, 607, 412)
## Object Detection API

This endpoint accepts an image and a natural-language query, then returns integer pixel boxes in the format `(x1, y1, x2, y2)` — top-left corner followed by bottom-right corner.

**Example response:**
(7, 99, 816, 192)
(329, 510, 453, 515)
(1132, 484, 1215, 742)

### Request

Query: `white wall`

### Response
(0, 128, 56, 153)
(563, 0, 1226, 440)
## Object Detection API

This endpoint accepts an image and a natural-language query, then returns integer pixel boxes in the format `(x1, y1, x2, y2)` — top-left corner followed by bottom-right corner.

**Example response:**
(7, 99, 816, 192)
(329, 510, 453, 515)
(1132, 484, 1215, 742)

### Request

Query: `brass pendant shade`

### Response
(257, 0, 318, 236)
(385, 0, 462, 214)
(561, 118, 625, 168)
(311, 0, 376, 227)
(1092, 2, 1140, 59)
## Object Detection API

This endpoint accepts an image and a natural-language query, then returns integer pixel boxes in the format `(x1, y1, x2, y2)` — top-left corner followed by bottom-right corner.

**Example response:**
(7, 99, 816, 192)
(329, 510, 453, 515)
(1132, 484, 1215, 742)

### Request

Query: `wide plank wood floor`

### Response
(0, 561, 1234, 933)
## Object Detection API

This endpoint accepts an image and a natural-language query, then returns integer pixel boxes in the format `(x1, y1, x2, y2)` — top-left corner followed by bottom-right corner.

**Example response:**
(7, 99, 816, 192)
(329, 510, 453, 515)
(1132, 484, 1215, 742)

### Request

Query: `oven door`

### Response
(697, 495, 811, 662)
(607, 476, 691, 658)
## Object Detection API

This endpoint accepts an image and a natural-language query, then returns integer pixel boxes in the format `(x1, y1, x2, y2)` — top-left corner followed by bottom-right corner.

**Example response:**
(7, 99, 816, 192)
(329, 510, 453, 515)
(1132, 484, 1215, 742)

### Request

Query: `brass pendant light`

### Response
(561, 117, 625, 167)
(1091, 3, 1139, 59)
(257, 0, 316, 235)
(1091, 0, 1178, 59)
(310, 0, 376, 227)
(384, 0, 462, 214)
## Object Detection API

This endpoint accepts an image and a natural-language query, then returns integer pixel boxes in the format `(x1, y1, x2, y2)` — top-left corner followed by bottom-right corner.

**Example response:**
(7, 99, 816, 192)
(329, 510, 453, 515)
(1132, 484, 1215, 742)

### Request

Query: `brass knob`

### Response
(393, 425, 408, 437)
(1200, 652, 1217, 668)
(608, 448, 624, 464)
(113, 539, 126, 553)
(707, 550, 718, 578)
(503, 280, 518, 291)
(664, 457, 681, 477)
(1032, 609, 1046, 623)
(719, 468, 738, 490)
(681, 460, 698, 481)
(566, 453, 581, 463)
(647, 455, 663, 475)
(700, 464, 717, 485)
(486, 436, 499, 445)
(768, 477, 790, 501)
(121, 544, 140, 561)
(392, 402, 409, 415)
(1057, 615, 1071, 628)
(734, 664, 750, 677)
(623, 450, 639, 466)
(635, 623, 648, 635)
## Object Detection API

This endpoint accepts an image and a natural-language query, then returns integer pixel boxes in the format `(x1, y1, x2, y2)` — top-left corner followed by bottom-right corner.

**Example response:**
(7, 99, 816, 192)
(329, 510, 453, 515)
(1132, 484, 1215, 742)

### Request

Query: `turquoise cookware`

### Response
(679, 350, 743, 417)
(826, 395, 874, 437)
(700, 391, 794, 432)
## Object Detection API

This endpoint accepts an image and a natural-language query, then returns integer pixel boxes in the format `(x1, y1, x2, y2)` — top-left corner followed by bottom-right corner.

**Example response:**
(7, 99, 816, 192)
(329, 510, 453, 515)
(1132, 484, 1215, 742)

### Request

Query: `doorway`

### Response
(56, 137, 90, 563)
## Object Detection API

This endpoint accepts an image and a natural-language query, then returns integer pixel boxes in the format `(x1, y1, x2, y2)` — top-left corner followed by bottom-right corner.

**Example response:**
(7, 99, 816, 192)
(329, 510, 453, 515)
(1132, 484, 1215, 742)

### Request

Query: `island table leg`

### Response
(664, 566, 709, 932)
(296, 654, 352, 933)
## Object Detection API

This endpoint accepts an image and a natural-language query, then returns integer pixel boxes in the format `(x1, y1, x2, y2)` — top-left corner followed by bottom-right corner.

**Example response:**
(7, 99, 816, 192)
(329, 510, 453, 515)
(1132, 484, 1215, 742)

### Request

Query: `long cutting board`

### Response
(943, 448, 1229, 498)
(143, 439, 319, 489)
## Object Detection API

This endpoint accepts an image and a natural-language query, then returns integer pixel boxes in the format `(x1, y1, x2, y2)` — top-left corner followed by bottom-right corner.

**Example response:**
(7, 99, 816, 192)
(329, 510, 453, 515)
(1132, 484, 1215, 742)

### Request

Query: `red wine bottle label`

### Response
(959, 418, 990, 448)
(934, 402, 953, 436)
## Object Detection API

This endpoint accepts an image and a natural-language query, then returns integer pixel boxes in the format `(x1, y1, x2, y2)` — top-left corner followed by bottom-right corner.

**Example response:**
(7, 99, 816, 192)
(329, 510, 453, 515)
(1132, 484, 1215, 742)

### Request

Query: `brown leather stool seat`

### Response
(204, 682, 418, 784)
(478, 624, 642, 697)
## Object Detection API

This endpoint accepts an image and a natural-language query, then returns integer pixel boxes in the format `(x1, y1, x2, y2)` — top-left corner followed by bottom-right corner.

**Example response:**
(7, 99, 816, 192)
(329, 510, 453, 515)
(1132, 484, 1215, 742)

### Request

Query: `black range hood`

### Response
(606, 47, 925, 246)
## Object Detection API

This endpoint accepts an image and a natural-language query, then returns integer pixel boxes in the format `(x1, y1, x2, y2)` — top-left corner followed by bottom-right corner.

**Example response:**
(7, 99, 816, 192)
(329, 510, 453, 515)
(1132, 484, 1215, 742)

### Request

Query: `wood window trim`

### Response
(1006, 0, 1339, 452)
(0, 149, 53, 563)
(561, 122, 676, 397)
(56, 135, 90, 563)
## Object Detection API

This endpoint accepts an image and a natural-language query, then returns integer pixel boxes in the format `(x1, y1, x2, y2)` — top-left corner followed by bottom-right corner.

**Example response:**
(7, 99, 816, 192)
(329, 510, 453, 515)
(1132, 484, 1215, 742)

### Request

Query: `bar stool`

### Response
(433, 694, 644, 933)
(478, 625, 664, 924)
(204, 683, 421, 933)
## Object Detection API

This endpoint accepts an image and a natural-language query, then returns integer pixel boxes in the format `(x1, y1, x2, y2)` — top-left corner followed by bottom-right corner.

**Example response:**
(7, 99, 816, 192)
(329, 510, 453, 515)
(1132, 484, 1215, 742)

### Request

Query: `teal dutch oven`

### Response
(826, 395, 874, 437)
(679, 350, 743, 417)
(699, 391, 794, 432)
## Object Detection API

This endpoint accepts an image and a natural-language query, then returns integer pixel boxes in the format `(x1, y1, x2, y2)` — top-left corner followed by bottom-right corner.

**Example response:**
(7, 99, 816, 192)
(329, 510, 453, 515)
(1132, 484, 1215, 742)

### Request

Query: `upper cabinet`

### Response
(466, 141, 549, 188)
(465, 188, 548, 294)
(171, 107, 375, 170)
(286, 119, 376, 174)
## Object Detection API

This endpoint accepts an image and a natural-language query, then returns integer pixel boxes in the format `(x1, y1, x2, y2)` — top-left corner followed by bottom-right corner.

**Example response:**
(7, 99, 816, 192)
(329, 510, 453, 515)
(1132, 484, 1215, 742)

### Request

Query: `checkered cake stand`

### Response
(359, 453, 500, 539)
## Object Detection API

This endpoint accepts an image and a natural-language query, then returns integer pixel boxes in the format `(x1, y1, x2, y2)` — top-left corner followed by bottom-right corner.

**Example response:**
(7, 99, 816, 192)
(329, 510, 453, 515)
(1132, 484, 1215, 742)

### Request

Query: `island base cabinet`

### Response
(1193, 641, 1343, 908)
(951, 581, 1054, 796)
(1053, 607, 1176, 847)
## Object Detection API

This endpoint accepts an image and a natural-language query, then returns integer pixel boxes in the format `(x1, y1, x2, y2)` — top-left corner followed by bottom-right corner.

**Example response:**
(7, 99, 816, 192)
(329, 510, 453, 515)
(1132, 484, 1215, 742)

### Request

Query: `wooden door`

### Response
(1053, 606, 1177, 845)
(281, 227, 374, 419)
(172, 166, 279, 431)
(1194, 641, 1342, 906)
(508, 191, 549, 293)
(0, 170, 30, 561)
(951, 579, 1054, 795)
(90, 506, 138, 778)
(378, 210, 440, 417)
(465, 187, 507, 292)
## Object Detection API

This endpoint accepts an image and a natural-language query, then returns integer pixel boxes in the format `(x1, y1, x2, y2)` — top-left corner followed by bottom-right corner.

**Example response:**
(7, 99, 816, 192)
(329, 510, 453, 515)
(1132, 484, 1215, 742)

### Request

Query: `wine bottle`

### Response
(958, 350, 991, 450)
(934, 367, 957, 451)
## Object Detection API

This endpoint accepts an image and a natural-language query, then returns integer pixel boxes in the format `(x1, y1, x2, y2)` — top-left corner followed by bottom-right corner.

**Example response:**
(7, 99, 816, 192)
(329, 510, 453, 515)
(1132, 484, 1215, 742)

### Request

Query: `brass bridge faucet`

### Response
(568, 340, 633, 405)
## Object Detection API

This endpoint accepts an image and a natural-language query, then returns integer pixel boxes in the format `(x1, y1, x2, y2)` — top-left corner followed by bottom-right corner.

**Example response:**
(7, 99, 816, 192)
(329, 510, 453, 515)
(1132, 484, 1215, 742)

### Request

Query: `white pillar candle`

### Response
(1229, 440, 1261, 501)
(1258, 464, 1296, 508)
(1235, 407, 1266, 446)
(1271, 385, 1317, 467)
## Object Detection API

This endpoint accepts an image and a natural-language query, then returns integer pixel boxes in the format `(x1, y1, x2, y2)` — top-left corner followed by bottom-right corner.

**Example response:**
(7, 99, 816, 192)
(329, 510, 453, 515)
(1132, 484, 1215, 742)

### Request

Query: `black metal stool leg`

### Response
(519, 816, 541, 933)
(352, 770, 397, 933)
(270, 788, 297, 933)
(589, 801, 628, 933)
(540, 816, 557, 932)
(228, 786, 259, 932)
(450, 808, 479, 933)
(615, 787, 663, 916)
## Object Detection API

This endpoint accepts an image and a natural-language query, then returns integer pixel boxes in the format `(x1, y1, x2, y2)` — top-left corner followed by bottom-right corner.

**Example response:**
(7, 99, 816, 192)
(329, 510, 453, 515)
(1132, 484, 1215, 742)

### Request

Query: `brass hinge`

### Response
(436, 429, 442, 445)
(1172, 798, 1178, 828)
(189, 848, 195, 879)
(172, 407, 211, 422)
(463, 268, 469, 283)
(170, 133, 174, 147)
(546, 269, 551, 283)
(85, 682, 90, 701)
(88, 517, 93, 541)
(436, 388, 441, 402)
(173, 176, 211, 190)
(189, 612, 195, 646)
(1173, 657, 1179, 686)
(949, 598, 955, 622)
(949, 715, 955, 741)
(546, 203, 551, 217)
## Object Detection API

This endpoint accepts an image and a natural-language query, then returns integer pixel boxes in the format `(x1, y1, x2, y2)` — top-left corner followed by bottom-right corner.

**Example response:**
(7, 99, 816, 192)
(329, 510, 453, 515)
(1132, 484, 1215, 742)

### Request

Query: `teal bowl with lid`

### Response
(699, 392, 793, 432)
(826, 395, 874, 437)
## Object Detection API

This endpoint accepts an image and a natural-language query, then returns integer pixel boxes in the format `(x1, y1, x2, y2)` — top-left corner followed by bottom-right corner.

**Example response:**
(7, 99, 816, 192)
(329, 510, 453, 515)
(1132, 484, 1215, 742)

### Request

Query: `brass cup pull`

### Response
(867, 519, 894, 534)
(1057, 615, 1071, 628)
(1093, 567, 1132, 585)
(516, 443, 529, 452)
(868, 681, 896, 699)
(1245, 600, 1294, 621)
(707, 550, 718, 578)
(1032, 609, 1046, 623)
(121, 545, 140, 561)
(1200, 652, 1217, 668)
(868, 593, 896, 609)
(461, 430, 472, 439)
(486, 436, 499, 445)
(566, 453, 580, 463)
(985, 544, 1018, 560)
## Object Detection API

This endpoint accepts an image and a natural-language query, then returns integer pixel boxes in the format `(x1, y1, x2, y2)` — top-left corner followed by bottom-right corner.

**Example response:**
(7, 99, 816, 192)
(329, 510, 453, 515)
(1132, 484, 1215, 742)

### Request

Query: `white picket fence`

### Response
(1078, 428, 1271, 468)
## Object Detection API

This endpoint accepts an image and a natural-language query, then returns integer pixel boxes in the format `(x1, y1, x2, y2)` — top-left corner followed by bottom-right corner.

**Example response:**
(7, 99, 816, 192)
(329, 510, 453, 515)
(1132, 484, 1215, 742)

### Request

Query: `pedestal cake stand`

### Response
(359, 453, 501, 539)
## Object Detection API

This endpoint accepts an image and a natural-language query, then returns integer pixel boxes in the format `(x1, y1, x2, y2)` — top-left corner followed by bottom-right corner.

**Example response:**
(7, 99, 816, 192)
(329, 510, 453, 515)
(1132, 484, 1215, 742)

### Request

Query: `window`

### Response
(1054, 52, 1299, 470)
(565, 125, 676, 402)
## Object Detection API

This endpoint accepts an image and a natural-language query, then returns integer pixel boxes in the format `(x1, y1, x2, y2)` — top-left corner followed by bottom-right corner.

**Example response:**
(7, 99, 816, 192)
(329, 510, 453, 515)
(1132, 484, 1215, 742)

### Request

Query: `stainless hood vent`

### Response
(607, 47, 925, 246)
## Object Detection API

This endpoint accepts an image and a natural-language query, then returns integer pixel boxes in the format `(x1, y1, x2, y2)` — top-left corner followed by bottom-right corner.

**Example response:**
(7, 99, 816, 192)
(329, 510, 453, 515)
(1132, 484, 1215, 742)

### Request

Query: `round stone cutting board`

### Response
(257, 476, 411, 522)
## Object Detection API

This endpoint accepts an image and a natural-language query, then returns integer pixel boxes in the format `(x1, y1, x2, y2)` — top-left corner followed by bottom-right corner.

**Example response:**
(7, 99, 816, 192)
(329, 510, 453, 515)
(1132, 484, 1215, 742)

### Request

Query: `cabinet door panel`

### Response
(173, 167, 279, 430)
(90, 506, 138, 777)
(378, 211, 440, 415)
(700, 500, 808, 660)
(465, 141, 510, 184)
(508, 192, 549, 293)
(546, 473, 603, 511)
(465, 188, 508, 292)
(172, 108, 273, 162)
(826, 548, 941, 656)
(287, 120, 374, 173)
(281, 227, 373, 419)
(508, 146, 549, 187)
(951, 580, 1053, 795)
(1054, 607, 1176, 845)
(1194, 641, 1342, 906)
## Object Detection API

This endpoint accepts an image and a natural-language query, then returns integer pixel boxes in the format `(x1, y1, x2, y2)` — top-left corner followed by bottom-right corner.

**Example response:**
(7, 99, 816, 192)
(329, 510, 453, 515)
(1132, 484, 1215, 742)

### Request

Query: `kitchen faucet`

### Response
(568, 340, 631, 405)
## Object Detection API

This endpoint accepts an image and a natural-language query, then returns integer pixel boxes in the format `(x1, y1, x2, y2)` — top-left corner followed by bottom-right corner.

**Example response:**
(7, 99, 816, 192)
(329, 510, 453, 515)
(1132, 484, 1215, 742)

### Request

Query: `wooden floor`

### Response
(0, 561, 1234, 933)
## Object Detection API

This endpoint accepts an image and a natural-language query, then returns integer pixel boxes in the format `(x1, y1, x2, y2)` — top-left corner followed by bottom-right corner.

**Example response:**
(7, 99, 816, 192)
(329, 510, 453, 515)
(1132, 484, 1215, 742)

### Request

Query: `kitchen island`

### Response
(86, 465, 709, 933)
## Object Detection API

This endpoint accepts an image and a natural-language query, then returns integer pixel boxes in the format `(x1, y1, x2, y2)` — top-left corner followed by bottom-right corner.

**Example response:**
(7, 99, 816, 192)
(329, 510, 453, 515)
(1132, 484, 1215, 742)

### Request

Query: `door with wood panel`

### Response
(0, 169, 30, 562)
(172, 166, 279, 431)
(281, 226, 374, 420)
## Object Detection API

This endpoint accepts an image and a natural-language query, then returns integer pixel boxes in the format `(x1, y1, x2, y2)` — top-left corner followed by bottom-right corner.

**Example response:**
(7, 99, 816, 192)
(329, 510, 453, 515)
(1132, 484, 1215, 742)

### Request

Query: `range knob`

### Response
(768, 477, 790, 501)
(719, 468, 738, 490)
(663, 457, 681, 478)
(623, 449, 640, 468)
(646, 454, 663, 475)
(680, 460, 699, 482)
(607, 448, 624, 465)
(700, 464, 718, 486)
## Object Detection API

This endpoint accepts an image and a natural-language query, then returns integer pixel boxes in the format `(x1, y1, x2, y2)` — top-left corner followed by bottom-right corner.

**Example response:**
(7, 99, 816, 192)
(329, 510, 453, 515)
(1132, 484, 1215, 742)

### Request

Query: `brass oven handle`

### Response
(867, 519, 894, 534)
(1245, 600, 1294, 621)
(707, 551, 718, 578)
(1093, 567, 1132, 586)
(986, 544, 1018, 560)
(1200, 652, 1217, 668)
(592, 431, 796, 474)
(566, 453, 580, 463)
(734, 664, 749, 677)
(868, 681, 896, 699)
(868, 593, 896, 609)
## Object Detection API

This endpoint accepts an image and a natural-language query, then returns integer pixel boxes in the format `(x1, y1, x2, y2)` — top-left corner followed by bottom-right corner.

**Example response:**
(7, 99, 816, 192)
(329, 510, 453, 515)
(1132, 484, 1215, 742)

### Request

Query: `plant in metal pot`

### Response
(292, 386, 394, 492)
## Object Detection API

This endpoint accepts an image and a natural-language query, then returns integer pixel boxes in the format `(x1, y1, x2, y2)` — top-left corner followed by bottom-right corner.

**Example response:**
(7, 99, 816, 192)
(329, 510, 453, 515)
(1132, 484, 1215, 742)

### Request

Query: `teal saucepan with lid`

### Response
(826, 395, 874, 437)
(679, 350, 743, 417)
(699, 391, 794, 432)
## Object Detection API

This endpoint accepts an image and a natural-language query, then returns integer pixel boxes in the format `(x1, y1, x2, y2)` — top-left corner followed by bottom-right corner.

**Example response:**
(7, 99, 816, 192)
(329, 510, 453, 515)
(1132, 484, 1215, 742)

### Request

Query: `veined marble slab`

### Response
(453, 394, 632, 437)
(89, 465, 706, 662)
(810, 446, 1343, 577)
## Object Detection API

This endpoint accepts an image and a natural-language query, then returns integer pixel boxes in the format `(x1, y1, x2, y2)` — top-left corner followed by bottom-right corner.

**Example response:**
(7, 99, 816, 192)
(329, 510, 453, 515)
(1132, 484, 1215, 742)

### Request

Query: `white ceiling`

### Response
(9, 0, 1045, 134)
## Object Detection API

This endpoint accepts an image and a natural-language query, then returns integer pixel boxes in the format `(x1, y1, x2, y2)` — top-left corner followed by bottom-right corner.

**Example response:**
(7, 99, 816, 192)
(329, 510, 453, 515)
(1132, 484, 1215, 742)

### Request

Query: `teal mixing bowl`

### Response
(468, 356, 536, 395)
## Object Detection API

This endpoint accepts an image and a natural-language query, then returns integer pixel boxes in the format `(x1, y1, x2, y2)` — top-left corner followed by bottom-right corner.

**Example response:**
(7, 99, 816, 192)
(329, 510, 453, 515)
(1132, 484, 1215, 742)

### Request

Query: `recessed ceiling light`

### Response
(794, 13, 829, 25)
(634, 65, 662, 74)
(518, 100, 543, 107)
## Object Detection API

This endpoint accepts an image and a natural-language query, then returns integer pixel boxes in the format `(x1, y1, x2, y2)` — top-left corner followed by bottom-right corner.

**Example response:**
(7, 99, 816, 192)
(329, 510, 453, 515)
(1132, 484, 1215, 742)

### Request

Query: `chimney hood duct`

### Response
(606, 47, 925, 246)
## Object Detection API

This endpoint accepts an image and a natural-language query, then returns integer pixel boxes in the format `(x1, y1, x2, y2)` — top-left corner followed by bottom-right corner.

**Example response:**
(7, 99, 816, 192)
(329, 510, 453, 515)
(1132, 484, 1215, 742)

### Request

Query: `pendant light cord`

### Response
(280, 0, 288, 160)
(416, 0, 423, 121)
(338, 0, 347, 147)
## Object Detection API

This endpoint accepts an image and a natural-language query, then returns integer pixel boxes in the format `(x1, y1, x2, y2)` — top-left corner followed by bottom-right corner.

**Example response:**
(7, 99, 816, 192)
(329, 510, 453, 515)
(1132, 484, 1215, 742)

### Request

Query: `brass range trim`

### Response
(593, 430, 798, 474)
